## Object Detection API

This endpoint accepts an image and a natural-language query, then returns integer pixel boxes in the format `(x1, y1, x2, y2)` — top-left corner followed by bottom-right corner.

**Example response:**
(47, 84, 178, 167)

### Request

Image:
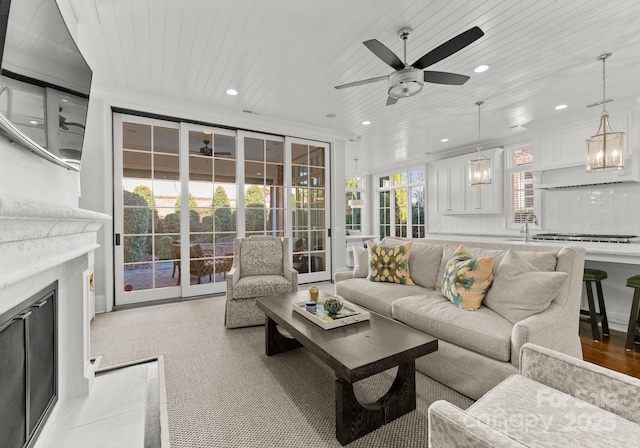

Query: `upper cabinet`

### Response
(531, 108, 640, 189)
(431, 147, 504, 215)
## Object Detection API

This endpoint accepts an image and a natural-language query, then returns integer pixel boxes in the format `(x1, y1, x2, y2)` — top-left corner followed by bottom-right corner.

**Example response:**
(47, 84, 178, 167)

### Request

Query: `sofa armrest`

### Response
(334, 271, 353, 283)
(226, 266, 240, 297)
(428, 400, 526, 448)
(283, 266, 299, 292)
(520, 343, 640, 424)
(511, 301, 581, 368)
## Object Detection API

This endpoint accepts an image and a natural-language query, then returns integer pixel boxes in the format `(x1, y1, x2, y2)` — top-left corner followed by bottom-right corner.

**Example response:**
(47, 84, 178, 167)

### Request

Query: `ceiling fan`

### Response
(200, 140, 231, 156)
(335, 26, 484, 106)
(59, 107, 85, 130)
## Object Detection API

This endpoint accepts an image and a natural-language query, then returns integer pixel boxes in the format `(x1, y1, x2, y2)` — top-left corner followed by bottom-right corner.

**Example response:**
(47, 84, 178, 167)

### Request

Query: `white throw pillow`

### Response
(352, 245, 369, 278)
(484, 250, 568, 323)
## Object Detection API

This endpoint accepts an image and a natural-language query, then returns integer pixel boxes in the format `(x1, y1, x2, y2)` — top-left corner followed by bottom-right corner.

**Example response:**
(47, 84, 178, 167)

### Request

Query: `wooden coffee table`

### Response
(256, 290, 438, 445)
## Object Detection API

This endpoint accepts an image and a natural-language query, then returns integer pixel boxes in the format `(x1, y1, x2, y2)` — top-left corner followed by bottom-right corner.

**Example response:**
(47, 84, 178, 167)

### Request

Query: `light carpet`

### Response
(91, 287, 473, 447)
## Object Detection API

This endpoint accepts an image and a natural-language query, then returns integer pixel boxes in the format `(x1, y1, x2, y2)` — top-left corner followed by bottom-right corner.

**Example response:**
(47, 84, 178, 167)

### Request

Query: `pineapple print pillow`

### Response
(441, 246, 494, 310)
(367, 241, 415, 285)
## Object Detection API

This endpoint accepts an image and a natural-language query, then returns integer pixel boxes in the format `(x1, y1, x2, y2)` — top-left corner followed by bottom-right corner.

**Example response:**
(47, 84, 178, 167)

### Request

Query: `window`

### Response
(376, 168, 425, 239)
(508, 147, 536, 227)
(345, 176, 364, 233)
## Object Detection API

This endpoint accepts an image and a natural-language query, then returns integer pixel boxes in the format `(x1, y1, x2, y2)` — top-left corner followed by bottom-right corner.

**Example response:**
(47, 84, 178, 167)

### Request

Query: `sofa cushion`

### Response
(484, 250, 569, 323)
(239, 239, 283, 276)
(392, 293, 513, 362)
(367, 241, 414, 285)
(352, 245, 368, 278)
(467, 374, 638, 447)
(441, 246, 494, 311)
(336, 278, 427, 318)
(232, 275, 292, 299)
(437, 246, 558, 286)
(380, 238, 444, 289)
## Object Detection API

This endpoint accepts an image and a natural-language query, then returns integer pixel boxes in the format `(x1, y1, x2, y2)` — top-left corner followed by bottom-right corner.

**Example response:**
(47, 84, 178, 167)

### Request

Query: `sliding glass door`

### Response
(114, 114, 331, 305)
(114, 115, 182, 304)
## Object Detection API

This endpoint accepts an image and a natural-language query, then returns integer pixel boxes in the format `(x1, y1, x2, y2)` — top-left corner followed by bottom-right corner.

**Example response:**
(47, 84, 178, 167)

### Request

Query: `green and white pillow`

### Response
(367, 241, 414, 285)
(441, 246, 494, 311)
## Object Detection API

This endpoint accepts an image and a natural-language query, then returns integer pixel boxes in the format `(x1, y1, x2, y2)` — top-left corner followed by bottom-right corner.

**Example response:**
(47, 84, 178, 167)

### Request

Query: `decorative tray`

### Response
(292, 296, 370, 330)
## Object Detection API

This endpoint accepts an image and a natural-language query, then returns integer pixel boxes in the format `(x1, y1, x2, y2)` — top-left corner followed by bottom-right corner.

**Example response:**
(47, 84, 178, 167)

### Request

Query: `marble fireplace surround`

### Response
(0, 194, 109, 424)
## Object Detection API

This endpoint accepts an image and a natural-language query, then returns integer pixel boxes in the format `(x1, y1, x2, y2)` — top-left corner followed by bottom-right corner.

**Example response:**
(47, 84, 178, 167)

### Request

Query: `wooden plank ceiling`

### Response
(68, 0, 640, 173)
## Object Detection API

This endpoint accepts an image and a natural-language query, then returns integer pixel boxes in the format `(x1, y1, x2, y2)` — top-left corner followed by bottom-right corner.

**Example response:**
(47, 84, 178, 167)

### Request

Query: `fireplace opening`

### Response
(0, 282, 57, 448)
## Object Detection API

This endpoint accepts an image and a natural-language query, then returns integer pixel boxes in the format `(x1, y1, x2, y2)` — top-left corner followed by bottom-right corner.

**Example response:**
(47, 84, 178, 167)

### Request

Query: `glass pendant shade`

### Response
(586, 114, 625, 172)
(468, 156, 492, 186)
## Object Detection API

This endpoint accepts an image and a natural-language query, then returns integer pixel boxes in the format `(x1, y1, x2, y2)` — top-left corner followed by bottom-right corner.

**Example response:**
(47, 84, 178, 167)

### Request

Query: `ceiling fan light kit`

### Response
(586, 53, 625, 173)
(468, 101, 492, 187)
(388, 69, 424, 98)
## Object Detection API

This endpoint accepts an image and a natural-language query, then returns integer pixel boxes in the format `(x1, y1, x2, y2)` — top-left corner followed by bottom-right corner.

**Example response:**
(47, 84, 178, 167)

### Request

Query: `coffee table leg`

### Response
(335, 360, 416, 445)
(265, 316, 303, 356)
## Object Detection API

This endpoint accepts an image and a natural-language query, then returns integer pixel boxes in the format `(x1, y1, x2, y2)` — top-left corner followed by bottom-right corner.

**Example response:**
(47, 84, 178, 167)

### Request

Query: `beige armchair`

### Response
(428, 343, 640, 447)
(225, 236, 298, 328)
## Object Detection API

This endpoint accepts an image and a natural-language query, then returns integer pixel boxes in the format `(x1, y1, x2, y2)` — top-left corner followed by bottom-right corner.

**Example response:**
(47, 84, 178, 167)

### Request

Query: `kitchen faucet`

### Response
(520, 213, 538, 242)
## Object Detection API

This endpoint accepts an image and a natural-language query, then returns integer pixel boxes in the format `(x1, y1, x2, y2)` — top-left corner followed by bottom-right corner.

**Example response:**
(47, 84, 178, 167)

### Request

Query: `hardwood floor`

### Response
(580, 321, 640, 379)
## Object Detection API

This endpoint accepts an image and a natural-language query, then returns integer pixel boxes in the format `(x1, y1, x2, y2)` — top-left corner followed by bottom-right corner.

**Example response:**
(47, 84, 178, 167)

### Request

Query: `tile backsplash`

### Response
(541, 183, 640, 235)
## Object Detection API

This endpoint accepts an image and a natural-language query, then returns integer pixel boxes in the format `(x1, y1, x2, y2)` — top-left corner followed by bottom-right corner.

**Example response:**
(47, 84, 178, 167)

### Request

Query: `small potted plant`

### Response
(324, 297, 343, 318)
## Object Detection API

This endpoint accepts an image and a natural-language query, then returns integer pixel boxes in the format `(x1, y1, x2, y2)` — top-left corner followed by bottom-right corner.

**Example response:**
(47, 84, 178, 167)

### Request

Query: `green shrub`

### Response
(123, 190, 152, 263)
(156, 236, 174, 260)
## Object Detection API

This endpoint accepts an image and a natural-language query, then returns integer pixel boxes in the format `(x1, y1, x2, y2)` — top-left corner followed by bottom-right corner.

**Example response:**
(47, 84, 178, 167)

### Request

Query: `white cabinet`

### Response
(533, 113, 629, 170)
(436, 164, 464, 213)
(431, 148, 504, 215)
(531, 110, 639, 189)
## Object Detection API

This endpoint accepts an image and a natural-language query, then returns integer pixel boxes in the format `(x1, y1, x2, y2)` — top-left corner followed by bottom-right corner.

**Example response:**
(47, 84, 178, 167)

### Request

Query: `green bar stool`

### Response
(581, 268, 609, 341)
(625, 275, 640, 351)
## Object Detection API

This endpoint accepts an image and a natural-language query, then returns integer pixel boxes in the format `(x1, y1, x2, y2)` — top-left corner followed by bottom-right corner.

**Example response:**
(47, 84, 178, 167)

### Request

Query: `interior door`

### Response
(113, 114, 181, 305)
(288, 137, 331, 283)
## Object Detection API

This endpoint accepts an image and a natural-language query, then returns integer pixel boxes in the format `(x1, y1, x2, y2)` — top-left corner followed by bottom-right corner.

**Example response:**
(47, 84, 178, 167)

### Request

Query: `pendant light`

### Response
(468, 101, 492, 186)
(586, 53, 625, 172)
(348, 159, 364, 208)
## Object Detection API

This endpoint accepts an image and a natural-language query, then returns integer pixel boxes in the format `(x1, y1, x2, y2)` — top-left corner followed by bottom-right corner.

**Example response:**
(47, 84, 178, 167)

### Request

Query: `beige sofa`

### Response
(334, 237, 586, 400)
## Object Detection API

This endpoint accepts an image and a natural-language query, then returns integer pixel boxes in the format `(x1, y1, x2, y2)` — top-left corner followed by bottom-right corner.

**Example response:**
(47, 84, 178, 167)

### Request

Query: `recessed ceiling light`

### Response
(30, 120, 37, 124)
(326, 113, 336, 119)
(362, 120, 371, 126)
(474, 64, 489, 73)
(555, 104, 568, 110)
(226, 88, 238, 96)
(441, 138, 449, 142)
(203, 131, 212, 135)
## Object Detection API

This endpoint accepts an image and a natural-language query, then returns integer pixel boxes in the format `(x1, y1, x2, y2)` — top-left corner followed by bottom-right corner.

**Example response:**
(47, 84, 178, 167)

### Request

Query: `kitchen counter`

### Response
(426, 233, 640, 265)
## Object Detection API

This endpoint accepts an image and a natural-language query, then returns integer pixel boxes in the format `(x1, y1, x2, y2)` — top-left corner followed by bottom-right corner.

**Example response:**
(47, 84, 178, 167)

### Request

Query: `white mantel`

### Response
(0, 193, 109, 419)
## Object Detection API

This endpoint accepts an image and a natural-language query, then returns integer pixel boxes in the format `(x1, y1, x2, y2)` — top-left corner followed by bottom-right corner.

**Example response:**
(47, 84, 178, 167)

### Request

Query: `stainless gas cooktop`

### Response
(532, 233, 638, 244)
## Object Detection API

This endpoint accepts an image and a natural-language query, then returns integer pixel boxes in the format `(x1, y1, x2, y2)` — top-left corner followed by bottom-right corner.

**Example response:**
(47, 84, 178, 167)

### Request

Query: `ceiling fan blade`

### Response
(411, 26, 484, 70)
(386, 96, 399, 106)
(363, 39, 405, 70)
(423, 71, 470, 85)
(335, 75, 389, 89)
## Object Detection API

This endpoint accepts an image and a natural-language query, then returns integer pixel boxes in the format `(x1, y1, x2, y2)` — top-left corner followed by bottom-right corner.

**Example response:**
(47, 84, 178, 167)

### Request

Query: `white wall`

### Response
(0, 138, 80, 206)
